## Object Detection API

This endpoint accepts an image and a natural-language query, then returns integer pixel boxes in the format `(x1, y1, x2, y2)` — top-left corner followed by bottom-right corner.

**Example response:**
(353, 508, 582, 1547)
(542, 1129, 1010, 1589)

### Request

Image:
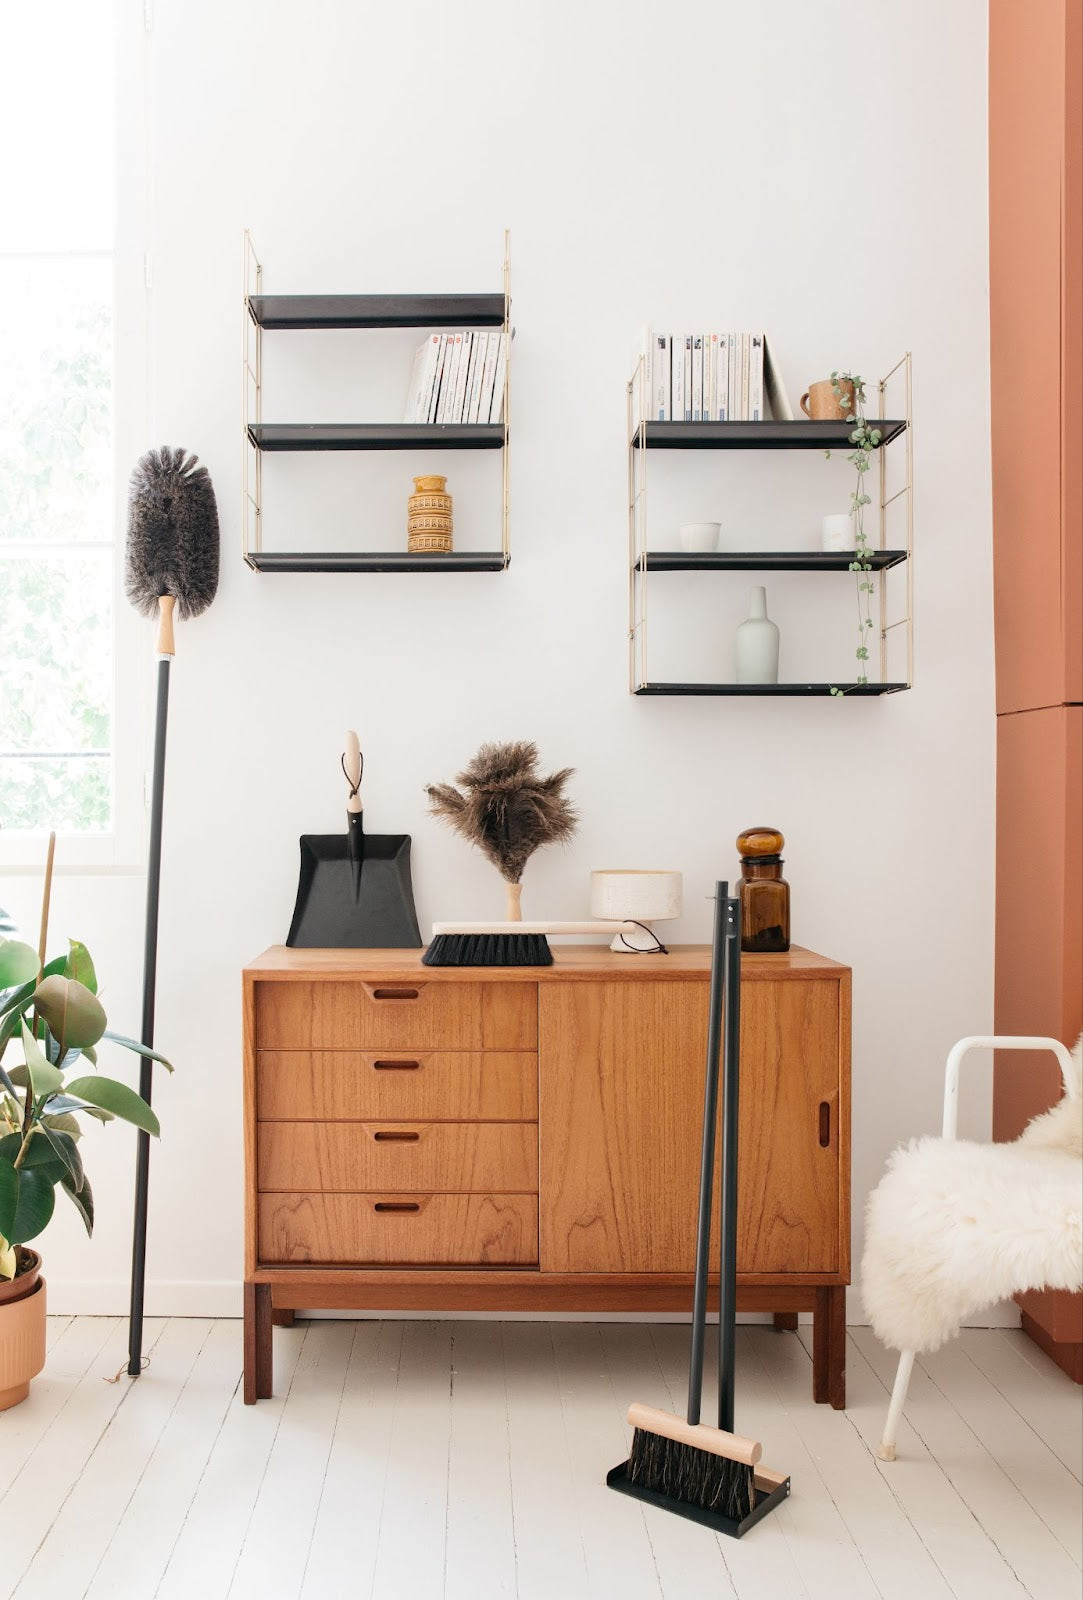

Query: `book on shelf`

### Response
(402, 327, 508, 426)
(638, 328, 791, 423)
(466, 330, 489, 423)
(488, 330, 507, 425)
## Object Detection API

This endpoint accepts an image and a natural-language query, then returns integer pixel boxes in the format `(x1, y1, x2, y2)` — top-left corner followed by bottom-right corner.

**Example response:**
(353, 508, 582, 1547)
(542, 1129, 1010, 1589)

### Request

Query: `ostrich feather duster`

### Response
(425, 740, 577, 884)
(125, 447, 220, 619)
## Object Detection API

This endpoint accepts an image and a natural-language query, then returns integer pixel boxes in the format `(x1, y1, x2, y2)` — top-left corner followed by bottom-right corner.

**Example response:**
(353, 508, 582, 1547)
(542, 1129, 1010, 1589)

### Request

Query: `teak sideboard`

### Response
(242, 945, 851, 1405)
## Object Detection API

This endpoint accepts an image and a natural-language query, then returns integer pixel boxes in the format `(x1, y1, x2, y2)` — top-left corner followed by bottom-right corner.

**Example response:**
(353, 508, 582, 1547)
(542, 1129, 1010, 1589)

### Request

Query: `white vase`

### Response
(735, 586, 780, 683)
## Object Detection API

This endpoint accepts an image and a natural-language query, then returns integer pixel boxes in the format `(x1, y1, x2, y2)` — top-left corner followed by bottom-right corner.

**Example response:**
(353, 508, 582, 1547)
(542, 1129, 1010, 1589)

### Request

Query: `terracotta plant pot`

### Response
(0, 1249, 47, 1411)
(800, 377, 856, 420)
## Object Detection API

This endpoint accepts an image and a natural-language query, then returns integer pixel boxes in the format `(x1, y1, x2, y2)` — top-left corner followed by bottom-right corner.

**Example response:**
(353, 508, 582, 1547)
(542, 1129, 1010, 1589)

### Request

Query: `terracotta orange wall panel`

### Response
(993, 705, 1083, 1141)
(990, 0, 1081, 713)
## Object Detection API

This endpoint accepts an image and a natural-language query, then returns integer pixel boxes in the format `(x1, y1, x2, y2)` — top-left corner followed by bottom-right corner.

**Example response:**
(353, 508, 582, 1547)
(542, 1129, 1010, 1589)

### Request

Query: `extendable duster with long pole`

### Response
(607, 882, 790, 1537)
(124, 447, 219, 1376)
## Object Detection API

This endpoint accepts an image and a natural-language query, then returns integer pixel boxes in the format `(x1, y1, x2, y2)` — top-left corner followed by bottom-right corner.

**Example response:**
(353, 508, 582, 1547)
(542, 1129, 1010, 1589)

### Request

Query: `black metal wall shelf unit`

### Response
(627, 353, 914, 695)
(242, 232, 511, 573)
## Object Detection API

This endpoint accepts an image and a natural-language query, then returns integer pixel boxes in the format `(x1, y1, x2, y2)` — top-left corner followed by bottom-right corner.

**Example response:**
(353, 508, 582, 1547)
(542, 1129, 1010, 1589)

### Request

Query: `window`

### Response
(0, 3, 133, 860)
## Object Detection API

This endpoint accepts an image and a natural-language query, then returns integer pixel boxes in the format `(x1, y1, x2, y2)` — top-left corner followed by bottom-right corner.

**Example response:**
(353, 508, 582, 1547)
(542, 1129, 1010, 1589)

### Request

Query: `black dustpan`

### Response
(286, 832, 421, 948)
(285, 731, 422, 949)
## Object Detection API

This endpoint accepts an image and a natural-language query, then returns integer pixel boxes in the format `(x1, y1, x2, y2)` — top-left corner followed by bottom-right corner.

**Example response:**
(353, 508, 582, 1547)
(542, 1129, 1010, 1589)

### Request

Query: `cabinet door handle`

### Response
(373, 1059, 421, 1072)
(365, 986, 421, 1002)
(373, 1130, 420, 1142)
(373, 1200, 421, 1213)
(818, 1101, 831, 1148)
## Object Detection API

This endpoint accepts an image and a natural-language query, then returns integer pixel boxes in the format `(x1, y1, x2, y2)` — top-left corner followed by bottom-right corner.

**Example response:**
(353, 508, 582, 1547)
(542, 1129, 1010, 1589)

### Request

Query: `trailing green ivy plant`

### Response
(825, 371, 881, 695)
(0, 930, 170, 1280)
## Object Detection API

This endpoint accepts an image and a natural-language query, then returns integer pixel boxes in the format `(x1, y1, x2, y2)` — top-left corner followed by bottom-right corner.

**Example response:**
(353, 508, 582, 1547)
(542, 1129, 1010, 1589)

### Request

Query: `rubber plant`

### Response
(825, 371, 882, 695)
(0, 923, 170, 1282)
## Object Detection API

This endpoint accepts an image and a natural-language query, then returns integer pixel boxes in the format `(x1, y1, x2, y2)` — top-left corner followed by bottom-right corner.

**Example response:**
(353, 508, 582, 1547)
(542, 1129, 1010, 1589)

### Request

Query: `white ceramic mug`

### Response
(679, 521, 721, 552)
(821, 513, 854, 552)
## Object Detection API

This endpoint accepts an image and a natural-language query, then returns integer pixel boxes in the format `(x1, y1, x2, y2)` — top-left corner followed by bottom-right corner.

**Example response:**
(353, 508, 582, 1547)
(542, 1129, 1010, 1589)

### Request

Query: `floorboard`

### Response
(0, 1317, 1077, 1600)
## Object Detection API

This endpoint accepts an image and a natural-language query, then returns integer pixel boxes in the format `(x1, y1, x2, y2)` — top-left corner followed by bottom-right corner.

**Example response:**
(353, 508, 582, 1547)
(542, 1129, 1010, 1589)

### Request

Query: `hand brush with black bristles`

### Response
(607, 884, 790, 1538)
(124, 446, 219, 1378)
(423, 740, 576, 966)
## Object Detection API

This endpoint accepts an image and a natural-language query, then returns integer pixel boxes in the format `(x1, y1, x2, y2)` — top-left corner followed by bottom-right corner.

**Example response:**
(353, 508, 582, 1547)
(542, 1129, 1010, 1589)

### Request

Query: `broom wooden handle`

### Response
(156, 594, 176, 658)
(626, 1403, 762, 1466)
(505, 881, 522, 921)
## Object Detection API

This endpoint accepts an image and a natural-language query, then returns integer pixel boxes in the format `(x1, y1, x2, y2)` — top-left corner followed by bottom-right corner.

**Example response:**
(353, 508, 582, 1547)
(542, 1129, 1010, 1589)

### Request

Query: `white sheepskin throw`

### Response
(862, 1038, 1082, 1353)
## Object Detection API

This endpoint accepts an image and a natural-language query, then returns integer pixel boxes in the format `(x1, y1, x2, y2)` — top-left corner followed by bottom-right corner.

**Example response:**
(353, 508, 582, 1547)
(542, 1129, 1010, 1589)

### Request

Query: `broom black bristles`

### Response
(125, 447, 220, 619)
(422, 932, 553, 967)
(626, 1427, 755, 1522)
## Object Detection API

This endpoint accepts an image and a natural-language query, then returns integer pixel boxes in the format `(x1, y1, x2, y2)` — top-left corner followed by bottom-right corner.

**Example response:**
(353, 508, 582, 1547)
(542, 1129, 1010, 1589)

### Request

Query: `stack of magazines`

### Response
(403, 331, 506, 425)
(639, 331, 791, 423)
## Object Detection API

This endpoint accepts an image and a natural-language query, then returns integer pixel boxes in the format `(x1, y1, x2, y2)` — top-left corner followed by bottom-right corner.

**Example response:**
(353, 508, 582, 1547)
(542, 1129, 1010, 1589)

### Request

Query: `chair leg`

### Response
(878, 1349, 915, 1461)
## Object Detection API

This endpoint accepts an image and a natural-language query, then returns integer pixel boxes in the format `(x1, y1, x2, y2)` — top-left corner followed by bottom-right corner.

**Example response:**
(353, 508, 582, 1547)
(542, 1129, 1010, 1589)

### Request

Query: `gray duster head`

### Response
(125, 447, 220, 620)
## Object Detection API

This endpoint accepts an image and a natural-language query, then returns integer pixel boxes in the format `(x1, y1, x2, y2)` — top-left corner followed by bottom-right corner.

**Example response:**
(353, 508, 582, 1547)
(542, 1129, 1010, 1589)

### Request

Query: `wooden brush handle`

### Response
(626, 1403, 762, 1466)
(504, 881, 522, 921)
(344, 730, 362, 812)
(156, 594, 176, 657)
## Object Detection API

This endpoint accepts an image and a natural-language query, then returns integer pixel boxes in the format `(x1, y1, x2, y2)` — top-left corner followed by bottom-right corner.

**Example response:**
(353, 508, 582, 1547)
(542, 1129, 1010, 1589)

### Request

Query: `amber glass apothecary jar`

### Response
(736, 826, 790, 952)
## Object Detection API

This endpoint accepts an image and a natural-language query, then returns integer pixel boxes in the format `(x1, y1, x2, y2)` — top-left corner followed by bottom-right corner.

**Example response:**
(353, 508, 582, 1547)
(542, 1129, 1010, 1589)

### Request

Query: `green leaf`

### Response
(102, 1032, 173, 1072)
(61, 1170, 93, 1236)
(10, 1167, 56, 1245)
(0, 1159, 18, 1241)
(33, 976, 106, 1051)
(64, 941, 98, 994)
(82, 1045, 97, 1067)
(21, 1023, 63, 1097)
(39, 1126, 84, 1191)
(0, 1131, 67, 1186)
(63, 1076, 160, 1137)
(0, 940, 40, 989)
(41, 1110, 82, 1138)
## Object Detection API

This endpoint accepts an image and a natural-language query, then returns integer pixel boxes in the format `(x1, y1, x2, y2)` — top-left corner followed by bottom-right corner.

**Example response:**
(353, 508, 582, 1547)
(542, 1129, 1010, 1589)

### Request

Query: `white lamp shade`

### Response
(590, 870, 683, 923)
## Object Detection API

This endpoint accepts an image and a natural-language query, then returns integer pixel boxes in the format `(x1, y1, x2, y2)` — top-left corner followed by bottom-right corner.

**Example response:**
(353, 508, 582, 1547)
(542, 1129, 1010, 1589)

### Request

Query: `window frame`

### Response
(0, 1, 150, 873)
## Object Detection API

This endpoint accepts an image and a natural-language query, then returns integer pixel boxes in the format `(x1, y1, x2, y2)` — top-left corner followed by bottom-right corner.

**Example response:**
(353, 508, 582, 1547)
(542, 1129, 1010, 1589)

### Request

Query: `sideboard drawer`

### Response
(258, 1192, 539, 1265)
(256, 1050, 539, 1122)
(258, 1121, 538, 1193)
(254, 980, 537, 1051)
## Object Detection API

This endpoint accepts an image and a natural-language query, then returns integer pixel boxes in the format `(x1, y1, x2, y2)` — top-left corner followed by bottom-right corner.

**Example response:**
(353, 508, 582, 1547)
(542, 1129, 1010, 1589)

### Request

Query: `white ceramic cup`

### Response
(822, 513, 854, 552)
(679, 521, 721, 552)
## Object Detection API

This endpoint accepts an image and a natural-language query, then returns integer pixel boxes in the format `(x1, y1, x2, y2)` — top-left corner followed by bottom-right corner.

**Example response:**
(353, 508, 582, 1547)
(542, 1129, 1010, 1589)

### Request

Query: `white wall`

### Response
(2, 0, 996, 1320)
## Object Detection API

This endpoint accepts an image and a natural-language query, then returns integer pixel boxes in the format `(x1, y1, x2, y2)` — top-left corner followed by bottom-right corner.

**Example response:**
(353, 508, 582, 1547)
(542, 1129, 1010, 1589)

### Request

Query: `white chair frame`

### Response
(877, 1034, 1077, 1462)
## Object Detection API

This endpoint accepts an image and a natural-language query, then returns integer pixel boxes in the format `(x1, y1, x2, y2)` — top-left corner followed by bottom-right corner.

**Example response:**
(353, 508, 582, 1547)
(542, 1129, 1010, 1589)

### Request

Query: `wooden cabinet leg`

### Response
(773, 1311, 799, 1331)
(271, 1307, 295, 1328)
(244, 1281, 273, 1404)
(813, 1286, 846, 1408)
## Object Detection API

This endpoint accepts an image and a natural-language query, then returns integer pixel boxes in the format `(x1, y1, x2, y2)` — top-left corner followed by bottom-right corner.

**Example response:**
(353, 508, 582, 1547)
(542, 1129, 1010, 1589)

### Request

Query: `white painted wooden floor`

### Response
(1, 1317, 1080, 1599)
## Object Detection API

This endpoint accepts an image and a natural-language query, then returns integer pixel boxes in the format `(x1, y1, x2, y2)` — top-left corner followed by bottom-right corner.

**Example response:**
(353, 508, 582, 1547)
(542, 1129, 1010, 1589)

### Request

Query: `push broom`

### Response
(124, 447, 219, 1376)
(607, 882, 790, 1537)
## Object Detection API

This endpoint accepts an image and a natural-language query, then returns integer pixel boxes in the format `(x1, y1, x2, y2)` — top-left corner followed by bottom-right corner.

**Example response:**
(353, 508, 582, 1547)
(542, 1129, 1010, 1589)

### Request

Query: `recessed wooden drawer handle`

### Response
(367, 986, 420, 1002)
(373, 1201, 421, 1213)
(818, 1102, 831, 1148)
(373, 1130, 420, 1142)
(373, 1059, 421, 1071)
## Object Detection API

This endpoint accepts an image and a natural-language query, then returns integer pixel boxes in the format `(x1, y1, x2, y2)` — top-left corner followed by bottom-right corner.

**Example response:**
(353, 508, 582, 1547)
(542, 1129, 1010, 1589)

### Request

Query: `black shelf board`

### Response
(634, 682, 909, 697)
(247, 293, 505, 330)
(248, 423, 505, 452)
(245, 551, 508, 574)
(641, 549, 909, 573)
(632, 419, 908, 450)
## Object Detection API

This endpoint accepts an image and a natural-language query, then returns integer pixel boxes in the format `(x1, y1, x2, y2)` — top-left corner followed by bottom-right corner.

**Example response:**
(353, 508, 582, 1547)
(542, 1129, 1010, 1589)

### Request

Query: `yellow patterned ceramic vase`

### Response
(407, 474, 453, 554)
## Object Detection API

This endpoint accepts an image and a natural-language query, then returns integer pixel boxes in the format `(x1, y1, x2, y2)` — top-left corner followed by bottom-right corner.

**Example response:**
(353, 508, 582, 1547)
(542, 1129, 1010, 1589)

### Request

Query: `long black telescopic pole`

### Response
(687, 881, 728, 1426)
(128, 655, 169, 1376)
(718, 891, 742, 1433)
